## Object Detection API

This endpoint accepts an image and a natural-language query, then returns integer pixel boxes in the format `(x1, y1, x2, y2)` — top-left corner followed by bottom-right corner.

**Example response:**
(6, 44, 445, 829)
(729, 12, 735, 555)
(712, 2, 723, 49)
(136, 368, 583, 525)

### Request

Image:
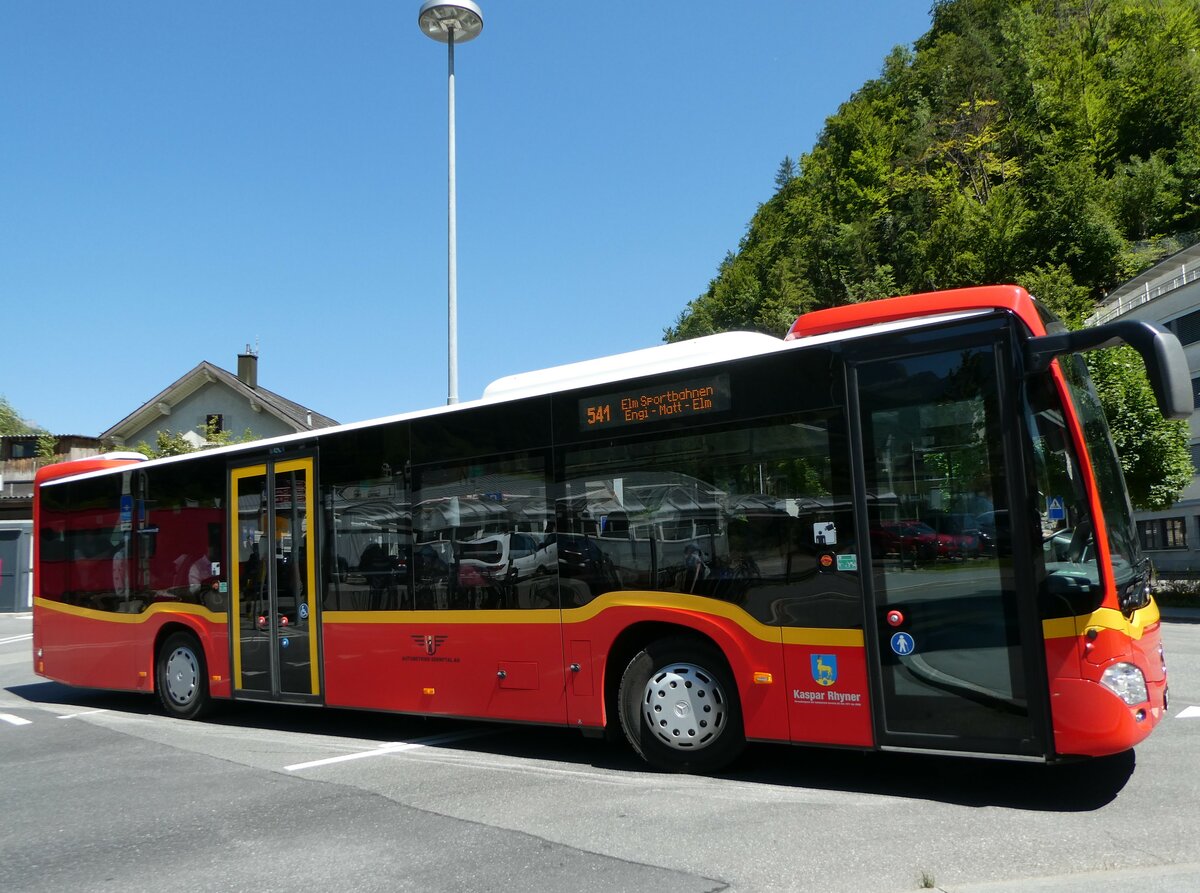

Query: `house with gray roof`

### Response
(100, 349, 337, 451)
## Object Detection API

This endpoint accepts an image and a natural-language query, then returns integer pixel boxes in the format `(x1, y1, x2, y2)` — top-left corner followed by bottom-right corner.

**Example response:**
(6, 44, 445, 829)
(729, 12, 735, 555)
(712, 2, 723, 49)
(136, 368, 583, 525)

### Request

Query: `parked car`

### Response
(927, 512, 982, 558)
(975, 510, 1010, 555)
(870, 520, 943, 561)
(457, 532, 555, 584)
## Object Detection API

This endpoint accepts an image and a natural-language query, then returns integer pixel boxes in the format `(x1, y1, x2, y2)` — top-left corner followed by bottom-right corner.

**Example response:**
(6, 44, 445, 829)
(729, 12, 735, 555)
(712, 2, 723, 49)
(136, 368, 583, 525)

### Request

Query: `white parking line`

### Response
(1177, 705, 1200, 719)
(0, 634, 32, 645)
(285, 729, 493, 772)
(58, 710, 109, 720)
(0, 713, 32, 726)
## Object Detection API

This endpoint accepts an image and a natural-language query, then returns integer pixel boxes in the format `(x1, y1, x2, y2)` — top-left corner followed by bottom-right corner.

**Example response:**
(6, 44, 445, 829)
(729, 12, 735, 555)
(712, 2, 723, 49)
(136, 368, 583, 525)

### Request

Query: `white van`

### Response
(457, 532, 555, 583)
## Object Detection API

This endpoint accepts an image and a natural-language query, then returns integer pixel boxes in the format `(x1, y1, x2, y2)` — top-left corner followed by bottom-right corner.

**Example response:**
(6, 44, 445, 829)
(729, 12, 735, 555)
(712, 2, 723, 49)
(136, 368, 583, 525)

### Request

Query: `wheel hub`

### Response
(642, 662, 726, 750)
(165, 647, 199, 706)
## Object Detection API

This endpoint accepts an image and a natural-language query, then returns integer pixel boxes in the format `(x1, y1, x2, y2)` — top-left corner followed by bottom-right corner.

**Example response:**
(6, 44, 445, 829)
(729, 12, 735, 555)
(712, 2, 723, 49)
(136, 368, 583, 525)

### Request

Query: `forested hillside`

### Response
(669, 0, 1200, 509)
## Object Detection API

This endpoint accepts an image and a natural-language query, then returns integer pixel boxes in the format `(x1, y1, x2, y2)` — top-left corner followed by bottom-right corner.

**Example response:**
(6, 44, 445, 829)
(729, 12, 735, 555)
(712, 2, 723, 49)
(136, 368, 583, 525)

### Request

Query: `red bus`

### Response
(32, 285, 1188, 772)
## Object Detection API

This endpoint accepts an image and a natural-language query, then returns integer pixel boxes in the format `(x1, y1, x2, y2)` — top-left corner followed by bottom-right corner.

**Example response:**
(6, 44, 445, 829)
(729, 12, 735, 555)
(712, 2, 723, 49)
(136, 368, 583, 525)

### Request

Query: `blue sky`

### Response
(1, 1, 933, 436)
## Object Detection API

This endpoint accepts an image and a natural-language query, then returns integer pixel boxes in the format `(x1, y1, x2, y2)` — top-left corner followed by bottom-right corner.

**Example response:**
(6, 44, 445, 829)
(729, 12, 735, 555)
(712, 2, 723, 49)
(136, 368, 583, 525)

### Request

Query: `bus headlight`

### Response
(1100, 662, 1148, 706)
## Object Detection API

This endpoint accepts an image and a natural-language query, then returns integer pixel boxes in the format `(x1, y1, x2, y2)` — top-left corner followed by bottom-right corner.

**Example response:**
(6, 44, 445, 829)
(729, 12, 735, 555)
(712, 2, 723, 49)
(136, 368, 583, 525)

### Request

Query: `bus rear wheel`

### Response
(618, 636, 744, 773)
(156, 631, 211, 720)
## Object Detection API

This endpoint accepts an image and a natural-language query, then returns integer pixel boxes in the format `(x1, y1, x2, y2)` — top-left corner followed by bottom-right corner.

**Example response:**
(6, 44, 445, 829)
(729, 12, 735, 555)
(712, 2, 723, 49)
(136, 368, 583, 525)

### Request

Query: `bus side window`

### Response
(414, 454, 552, 611)
(560, 410, 855, 625)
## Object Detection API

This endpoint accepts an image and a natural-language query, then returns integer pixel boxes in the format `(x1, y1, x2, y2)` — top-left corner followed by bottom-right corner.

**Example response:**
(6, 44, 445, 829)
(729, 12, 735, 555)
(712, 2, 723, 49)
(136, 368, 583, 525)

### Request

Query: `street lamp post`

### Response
(418, 0, 484, 406)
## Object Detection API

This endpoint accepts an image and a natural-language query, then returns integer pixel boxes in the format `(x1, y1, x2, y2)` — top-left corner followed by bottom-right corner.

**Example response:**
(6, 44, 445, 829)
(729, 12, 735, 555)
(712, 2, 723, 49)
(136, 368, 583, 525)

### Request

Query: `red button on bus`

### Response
(886, 610, 904, 627)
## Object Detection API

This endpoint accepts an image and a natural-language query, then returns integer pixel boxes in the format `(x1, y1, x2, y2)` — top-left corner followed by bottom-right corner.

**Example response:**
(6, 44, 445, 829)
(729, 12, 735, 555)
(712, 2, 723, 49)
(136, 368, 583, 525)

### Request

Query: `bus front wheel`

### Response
(617, 636, 744, 773)
(156, 631, 211, 720)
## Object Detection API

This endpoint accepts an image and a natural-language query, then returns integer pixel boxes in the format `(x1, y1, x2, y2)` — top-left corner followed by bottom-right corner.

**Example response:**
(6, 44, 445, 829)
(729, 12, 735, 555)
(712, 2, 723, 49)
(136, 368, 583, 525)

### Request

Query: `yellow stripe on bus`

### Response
(1042, 601, 1161, 641)
(324, 591, 864, 648)
(32, 597, 224, 624)
(324, 608, 564, 625)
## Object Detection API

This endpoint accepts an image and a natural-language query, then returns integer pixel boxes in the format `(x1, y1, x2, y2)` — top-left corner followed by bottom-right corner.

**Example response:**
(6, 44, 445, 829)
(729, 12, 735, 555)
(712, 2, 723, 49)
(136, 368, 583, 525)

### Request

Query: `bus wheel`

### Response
(618, 636, 744, 773)
(156, 632, 211, 720)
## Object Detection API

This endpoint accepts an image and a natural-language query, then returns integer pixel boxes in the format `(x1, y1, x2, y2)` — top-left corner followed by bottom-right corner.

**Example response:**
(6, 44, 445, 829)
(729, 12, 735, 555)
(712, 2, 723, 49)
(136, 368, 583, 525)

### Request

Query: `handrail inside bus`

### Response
(1025, 320, 1193, 420)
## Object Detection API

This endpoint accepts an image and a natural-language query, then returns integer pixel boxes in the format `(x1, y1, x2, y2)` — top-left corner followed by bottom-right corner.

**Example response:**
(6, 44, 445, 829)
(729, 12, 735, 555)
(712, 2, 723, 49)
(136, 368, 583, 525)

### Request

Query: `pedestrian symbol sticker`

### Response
(890, 632, 915, 655)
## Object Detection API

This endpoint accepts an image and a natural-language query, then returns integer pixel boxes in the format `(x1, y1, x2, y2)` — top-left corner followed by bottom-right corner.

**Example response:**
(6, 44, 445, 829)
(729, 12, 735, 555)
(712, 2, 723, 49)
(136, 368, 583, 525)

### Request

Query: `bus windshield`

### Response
(1057, 354, 1146, 610)
(1025, 355, 1145, 617)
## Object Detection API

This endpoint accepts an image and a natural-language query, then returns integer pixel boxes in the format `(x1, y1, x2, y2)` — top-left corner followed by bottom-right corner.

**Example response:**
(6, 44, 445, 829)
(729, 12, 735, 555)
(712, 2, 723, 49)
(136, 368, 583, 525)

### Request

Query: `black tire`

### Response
(618, 636, 744, 773)
(156, 631, 211, 720)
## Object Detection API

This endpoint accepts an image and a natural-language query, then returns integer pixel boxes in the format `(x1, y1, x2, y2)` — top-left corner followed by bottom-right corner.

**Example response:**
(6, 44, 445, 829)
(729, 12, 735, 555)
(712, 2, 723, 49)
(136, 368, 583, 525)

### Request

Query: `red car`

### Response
(870, 521, 946, 561)
(928, 512, 982, 558)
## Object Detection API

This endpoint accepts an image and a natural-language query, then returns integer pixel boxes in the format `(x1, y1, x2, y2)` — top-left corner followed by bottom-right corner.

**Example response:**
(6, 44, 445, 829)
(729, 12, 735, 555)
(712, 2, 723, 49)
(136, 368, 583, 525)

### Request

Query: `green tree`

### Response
(1107, 153, 1181, 241)
(35, 434, 58, 461)
(667, 0, 1198, 509)
(1020, 263, 1092, 330)
(1087, 347, 1193, 511)
(774, 156, 797, 189)
(0, 395, 37, 436)
(203, 419, 257, 447)
(134, 422, 259, 458)
(134, 430, 196, 459)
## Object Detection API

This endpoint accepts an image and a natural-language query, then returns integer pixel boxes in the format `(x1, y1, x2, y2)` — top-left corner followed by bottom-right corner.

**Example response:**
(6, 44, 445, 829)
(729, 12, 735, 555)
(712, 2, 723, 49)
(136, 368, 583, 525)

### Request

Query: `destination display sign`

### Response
(579, 374, 731, 431)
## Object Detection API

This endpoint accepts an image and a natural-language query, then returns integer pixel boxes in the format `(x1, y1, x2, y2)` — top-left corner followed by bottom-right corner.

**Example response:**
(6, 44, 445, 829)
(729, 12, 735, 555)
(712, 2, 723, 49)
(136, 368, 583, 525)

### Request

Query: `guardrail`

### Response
(1088, 263, 1200, 325)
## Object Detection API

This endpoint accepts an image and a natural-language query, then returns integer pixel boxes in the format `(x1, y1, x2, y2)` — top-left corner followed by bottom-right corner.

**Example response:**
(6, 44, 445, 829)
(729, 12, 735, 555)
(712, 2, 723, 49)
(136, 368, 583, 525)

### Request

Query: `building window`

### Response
(1139, 518, 1187, 550)
(1191, 443, 1200, 475)
(1139, 520, 1161, 550)
(1169, 310, 1200, 347)
(206, 414, 224, 436)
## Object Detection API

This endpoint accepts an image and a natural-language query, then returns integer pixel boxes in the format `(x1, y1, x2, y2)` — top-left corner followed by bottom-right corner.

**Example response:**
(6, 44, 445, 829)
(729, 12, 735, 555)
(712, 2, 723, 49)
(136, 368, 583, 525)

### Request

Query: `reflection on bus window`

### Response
(323, 474, 411, 612)
(413, 455, 553, 610)
(859, 344, 1032, 741)
(1051, 354, 1148, 614)
(560, 413, 860, 628)
(1026, 368, 1112, 617)
(38, 463, 226, 615)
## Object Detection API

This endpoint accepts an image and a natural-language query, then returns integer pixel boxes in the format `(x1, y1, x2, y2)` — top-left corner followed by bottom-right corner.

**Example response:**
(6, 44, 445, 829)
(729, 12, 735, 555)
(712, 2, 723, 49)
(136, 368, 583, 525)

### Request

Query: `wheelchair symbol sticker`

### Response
(890, 632, 915, 655)
(299, 603, 309, 621)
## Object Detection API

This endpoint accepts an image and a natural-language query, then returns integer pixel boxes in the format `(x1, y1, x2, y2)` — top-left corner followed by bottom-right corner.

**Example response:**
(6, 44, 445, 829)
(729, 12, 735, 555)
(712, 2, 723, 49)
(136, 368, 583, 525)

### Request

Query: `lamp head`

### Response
(418, 1, 484, 44)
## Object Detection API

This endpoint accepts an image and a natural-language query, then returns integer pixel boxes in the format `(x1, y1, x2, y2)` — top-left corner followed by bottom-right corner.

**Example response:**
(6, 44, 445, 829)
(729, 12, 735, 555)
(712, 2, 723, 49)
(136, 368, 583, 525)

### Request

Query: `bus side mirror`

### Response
(1026, 320, 1193, 420)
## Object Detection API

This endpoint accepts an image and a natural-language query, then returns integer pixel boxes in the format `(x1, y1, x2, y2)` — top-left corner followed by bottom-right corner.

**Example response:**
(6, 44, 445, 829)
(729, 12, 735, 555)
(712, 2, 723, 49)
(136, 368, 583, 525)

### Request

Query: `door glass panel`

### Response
(234, 469, 271, 693)
(274, 464, 315, 695)
(231, 460, 319, 699)
(860, 345, 1035, 752)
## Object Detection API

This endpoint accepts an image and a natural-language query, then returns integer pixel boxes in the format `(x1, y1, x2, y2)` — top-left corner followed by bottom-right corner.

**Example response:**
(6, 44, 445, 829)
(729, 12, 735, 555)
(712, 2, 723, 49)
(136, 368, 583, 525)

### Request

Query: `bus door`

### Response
(852, 336, 1047, 757)
(228, 455, 321, 703)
